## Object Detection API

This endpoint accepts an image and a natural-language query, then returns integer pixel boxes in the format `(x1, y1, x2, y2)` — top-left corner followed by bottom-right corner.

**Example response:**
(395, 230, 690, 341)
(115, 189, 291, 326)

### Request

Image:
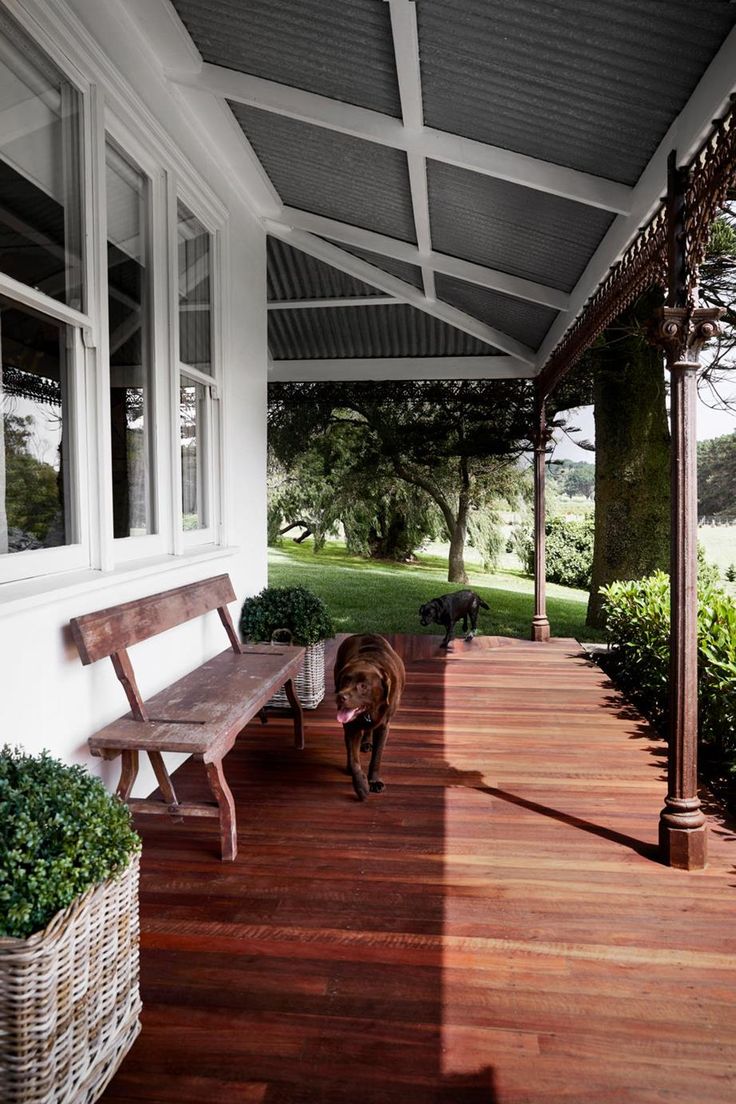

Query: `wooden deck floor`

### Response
(102, 635, 736, 1104)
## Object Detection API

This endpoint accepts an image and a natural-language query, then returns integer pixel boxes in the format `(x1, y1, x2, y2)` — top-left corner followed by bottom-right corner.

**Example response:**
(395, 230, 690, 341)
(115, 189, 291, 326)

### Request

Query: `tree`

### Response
(585, 288, 671, 627)
(698, 432, 736, 517)
(269, 380, 535, 582)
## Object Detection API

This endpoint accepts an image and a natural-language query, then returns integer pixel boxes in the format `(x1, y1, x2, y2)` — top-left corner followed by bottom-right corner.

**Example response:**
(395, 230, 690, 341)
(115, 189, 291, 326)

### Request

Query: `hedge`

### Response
(600, 573, 736, 780)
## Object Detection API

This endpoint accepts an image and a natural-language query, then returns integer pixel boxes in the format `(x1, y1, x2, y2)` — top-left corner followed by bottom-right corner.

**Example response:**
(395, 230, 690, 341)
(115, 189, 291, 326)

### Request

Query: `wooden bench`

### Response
(70, 574, 305, 861)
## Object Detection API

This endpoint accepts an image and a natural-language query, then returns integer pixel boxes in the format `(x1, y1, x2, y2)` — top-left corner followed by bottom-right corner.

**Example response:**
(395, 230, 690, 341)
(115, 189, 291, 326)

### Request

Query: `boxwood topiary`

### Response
(239, 585, 334, 646)
(0, 746, 141, 940)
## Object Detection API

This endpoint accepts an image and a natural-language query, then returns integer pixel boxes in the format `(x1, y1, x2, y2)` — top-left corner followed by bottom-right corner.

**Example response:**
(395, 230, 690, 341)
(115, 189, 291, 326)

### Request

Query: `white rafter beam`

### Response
(269, 356, 533, 382)
(168, 63, 632, 214)
(265, 221, 536, 365)
(268, 295, 399, 310)
(386, 0, 435, 301)
(276, 206, 569, 311)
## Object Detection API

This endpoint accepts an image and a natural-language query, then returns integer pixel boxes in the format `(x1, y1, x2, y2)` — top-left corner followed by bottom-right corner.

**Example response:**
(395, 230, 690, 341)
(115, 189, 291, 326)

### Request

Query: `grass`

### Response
(268, 540, 605, 642)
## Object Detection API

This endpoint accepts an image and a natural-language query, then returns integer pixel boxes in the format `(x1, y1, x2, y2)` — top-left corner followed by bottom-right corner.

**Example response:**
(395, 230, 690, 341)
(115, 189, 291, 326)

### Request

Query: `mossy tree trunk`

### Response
(586, 292, 671, 627)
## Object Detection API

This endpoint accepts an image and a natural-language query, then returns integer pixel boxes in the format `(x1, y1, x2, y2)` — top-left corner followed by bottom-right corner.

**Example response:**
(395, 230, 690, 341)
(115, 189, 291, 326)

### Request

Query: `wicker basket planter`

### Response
(269, 640, 326, 709)
(0, 854, 141, 1104)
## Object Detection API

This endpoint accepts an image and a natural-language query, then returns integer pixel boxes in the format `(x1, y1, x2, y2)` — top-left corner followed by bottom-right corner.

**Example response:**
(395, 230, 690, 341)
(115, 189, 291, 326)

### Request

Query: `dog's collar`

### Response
(362, 712, 373, 726)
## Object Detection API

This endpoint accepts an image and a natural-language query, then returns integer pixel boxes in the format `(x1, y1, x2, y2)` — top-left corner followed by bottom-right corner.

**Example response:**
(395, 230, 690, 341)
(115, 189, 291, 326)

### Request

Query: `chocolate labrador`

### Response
(419, 589, 489, 648)
(334, 633, 405, 801)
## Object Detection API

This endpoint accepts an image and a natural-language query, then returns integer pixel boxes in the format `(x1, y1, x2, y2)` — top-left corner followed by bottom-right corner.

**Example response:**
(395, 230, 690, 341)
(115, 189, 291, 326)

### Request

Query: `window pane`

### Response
(106, 143, 154, 538)
(177, 201, 211, 374)
(180, 376, 208, 530)
(0, 12, 83, 309)
(0, 298, 73, 554)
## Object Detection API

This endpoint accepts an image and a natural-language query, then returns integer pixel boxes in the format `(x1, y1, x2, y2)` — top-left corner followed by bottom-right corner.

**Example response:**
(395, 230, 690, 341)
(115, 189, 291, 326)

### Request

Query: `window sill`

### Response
(0, 545, 241, 617)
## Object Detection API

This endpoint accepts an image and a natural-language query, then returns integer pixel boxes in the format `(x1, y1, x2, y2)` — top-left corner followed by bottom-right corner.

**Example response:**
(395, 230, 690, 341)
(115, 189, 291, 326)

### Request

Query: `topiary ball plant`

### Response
(239, 585, 334, 646)
(0, 746, 141, 940)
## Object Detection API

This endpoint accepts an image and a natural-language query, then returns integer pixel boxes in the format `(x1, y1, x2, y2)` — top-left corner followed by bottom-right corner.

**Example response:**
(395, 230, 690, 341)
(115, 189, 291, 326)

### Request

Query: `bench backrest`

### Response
(70, 575, 242, 722)
(71, 575, 237, 664)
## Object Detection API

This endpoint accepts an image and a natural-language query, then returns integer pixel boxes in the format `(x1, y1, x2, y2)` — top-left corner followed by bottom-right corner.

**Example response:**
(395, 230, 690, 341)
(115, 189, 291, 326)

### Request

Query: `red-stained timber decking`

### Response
(101, 635, 736, 1104)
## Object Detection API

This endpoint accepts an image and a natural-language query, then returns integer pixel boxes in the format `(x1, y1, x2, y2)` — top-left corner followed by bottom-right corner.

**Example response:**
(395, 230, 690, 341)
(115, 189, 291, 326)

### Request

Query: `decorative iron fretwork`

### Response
(649, 305, 723, 366)
(539, 97, 736, 397)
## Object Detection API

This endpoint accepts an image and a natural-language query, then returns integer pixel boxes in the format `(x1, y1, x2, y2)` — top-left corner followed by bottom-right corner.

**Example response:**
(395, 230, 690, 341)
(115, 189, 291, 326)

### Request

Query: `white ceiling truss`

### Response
(122, 0, 736, 378)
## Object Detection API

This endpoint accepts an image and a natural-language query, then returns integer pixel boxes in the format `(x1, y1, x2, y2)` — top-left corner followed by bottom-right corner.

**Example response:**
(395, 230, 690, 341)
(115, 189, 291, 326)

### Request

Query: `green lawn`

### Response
(268, 541, 605, 642)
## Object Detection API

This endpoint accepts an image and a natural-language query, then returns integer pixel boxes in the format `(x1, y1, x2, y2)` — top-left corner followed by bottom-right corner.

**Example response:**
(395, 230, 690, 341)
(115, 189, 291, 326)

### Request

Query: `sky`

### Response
(551, 374, 736, 462)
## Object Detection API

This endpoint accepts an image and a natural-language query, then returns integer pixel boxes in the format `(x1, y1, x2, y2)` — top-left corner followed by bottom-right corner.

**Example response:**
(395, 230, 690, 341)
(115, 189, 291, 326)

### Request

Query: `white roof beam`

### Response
(386, 1, 435, 301)
(269, 356, 534, 382)
(277, 206, 569, 311)
(268, 295, 399, 310)
(168, 64, 632, 215)
(536, 24, 736, 370)
(264, 221, 537, 365)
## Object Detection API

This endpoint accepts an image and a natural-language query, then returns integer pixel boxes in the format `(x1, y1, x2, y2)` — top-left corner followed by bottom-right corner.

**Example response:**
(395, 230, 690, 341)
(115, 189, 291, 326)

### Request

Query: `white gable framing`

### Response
(119, 0, 736, 379)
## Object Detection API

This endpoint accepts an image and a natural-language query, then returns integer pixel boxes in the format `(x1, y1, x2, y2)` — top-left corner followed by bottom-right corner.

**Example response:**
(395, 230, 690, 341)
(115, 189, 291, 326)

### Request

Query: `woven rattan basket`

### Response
(269, 639, 326, 710)
(0, 853, 141, 1104)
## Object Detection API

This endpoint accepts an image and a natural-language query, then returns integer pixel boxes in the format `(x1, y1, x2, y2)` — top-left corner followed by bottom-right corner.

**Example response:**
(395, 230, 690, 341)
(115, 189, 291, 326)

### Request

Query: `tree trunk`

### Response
(448, 490, 469, 583)
(587, 291, 671, 627)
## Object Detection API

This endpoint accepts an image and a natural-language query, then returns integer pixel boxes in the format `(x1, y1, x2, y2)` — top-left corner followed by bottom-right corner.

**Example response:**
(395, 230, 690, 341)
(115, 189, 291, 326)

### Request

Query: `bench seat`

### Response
(72, 575, 307, 861)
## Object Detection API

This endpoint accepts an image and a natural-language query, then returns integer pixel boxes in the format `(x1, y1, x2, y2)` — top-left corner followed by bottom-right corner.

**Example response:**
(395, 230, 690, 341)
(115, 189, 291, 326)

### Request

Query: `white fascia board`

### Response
(265, 221, 537, 364)
(536, 24, 736, 371)
(168, 64, 631, 215)
(269, 356, 535, 382)
(268, 296, 399, 310)
(278, 206, 570, 311)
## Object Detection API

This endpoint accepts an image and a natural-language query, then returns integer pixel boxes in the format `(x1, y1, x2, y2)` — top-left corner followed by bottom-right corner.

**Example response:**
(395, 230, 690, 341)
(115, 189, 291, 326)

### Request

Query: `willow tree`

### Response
(268, 379, 534, 583)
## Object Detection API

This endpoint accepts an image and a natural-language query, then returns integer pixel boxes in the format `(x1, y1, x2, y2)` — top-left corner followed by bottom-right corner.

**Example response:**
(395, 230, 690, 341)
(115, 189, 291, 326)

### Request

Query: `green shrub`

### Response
(0, 747, 140, 940)
(725, 563, 736, 583)
(239, 585, 334, 645)
(546, 515, 595, 588)
(600, 574, 736, 777)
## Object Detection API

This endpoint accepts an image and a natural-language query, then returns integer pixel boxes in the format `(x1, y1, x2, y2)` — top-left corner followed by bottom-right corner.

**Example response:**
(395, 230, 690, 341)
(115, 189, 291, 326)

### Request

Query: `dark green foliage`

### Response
(548, 459, 595, 498)
(726, 564, 736, 583)
(239, 585, 334, 645)
(601, 575, 736, 778)
(546, 515, 595, 588)
(698, 432, 736, 518)
(3, 414, 61, 543)
(514, 515, 594, 589)
(0, 747, 140, 940)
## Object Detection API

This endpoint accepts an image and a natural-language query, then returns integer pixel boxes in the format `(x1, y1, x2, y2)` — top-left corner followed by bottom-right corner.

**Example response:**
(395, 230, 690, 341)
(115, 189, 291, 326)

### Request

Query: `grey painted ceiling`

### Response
(268, 302, 500, 360)
(417, 0, 735, 186)
(168, 0, 736, 367)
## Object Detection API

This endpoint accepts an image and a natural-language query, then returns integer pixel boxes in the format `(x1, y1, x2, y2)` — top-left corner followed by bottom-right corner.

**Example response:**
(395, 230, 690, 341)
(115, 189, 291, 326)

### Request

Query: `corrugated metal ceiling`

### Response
(434, 274, 558, 351)
(326, 242, 424, 292)
(231, 105, 417, 244)
(417, 0, 736, 186)
(269, 303, 498, 360)
(267, 238, 384, 302)
(170, 0, 401, 116)
(427, 160, 614, 293)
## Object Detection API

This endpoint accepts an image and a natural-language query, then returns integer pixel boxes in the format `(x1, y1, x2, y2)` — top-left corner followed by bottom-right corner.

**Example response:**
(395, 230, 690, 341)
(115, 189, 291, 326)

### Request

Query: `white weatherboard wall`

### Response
(0, 0, 268, 797)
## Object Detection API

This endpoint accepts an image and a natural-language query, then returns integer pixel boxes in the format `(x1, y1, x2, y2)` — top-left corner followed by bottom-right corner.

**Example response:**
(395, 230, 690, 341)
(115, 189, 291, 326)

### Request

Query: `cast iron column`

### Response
(531, 397, 551, 642)
(651, 152, 722, 869)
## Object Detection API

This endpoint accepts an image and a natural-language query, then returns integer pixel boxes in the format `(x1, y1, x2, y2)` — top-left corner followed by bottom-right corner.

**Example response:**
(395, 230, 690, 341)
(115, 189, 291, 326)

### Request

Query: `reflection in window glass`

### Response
(0, 11, 83, 308)
(180, 377, 208, 531)
(177, 201, 211, 374)
(0, 298, 72, 554)
(106, 142, 154, 539)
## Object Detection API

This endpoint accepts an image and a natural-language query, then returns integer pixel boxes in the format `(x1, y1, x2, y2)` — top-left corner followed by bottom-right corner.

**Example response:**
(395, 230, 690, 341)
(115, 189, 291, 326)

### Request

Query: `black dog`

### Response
(419, 589, 489, 648)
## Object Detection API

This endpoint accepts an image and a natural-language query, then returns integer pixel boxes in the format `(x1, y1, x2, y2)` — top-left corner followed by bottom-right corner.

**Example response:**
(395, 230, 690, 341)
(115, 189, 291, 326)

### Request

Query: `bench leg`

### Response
(284, 678, 305, 749)
(148, 750, 184, 823)
(116, 750, 139, 801)
(205, 759, 238, 861)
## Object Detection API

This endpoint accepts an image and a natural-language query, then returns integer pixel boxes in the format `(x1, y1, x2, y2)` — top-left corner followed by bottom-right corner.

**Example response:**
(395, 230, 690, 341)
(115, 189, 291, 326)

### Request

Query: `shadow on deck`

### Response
(102, 634, 736, 1104)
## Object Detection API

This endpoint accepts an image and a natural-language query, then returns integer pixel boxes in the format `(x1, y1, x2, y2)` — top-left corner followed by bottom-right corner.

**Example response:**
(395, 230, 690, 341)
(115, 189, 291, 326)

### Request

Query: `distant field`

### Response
(699, 524, 736, 580)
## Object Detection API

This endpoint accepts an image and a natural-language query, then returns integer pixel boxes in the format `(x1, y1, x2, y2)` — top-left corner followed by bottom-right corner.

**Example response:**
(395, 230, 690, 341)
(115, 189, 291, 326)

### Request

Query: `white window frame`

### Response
(169, 178, 224, 552)
(0, 13, 94, 586)
(103, 110, 172, 565)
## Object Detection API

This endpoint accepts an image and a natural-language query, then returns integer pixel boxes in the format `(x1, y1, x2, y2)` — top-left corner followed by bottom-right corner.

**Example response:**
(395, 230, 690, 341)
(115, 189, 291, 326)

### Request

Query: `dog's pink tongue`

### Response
(337, 705, 361, 725)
